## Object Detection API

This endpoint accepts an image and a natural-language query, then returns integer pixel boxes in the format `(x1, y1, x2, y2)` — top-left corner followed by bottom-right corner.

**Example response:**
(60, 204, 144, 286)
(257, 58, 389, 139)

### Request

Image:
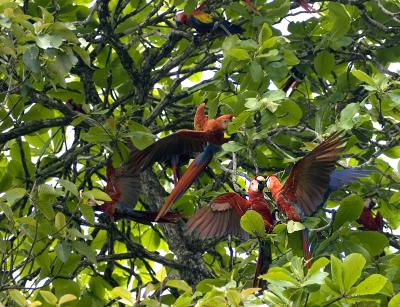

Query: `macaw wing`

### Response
(281, 132, 345, 216)
(186, 192, 250, 240)
(328, 168, 372, 192)
(128, 129, 213, 171)
(115, 170, 142, 208)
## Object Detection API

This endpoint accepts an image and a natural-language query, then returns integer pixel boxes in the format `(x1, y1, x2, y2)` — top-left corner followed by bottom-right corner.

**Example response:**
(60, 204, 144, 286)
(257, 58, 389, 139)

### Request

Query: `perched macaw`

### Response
(265, 133, 370, 268)
(103, 102, 233, 219)
(98, 164, 181, 223)
(358, 198, 384, 231)
(175, 10, 244, 35)
(155, 104, 234, 221)
(186, 176, 274, 288)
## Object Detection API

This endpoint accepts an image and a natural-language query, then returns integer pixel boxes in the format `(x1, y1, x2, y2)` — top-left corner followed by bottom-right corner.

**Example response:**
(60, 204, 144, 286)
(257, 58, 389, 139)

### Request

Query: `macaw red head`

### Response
(216, 114, 234, 129)
(175, 12, 189, 25)
(264, 175, 280, 191)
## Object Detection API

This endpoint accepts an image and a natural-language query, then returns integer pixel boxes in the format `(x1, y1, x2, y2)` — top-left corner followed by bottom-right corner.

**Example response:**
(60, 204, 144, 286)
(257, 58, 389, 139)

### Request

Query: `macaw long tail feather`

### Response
(155, 145, 219, 221)
(155, 157, 210, 221)
(302, 229, 311, 270)
(253, 239, 271, 288)
(116, 206, 181, 224)
(171, 155, 180, 186)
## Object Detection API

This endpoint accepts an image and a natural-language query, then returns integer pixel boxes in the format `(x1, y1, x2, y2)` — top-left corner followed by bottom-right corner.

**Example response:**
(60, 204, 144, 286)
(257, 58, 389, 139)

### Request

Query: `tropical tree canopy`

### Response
(0, 0, 400, 305)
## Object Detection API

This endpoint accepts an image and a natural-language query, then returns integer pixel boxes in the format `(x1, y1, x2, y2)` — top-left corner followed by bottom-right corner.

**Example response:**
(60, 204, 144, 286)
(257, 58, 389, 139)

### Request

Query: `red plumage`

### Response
(186, 177, 274, 288)
(99, 163, 181, 223)
(100, 102, 233, 221)
(155, 103, 234, 221)
(266, 132, 346, 268)
(358, 199, 384, 231)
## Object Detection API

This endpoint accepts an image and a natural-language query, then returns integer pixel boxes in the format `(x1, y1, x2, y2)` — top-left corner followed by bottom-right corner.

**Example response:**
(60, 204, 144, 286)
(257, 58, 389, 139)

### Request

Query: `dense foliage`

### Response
(0, 0, 399, 305)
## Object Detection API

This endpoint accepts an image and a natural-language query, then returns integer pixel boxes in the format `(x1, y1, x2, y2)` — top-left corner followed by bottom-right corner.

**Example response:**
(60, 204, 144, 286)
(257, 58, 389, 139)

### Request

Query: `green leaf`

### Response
(55, 212, 66, 233)
(82, 189, 112, 202)
(348, 231, 389, 256)
(9, 290, 27, 306)
(303, 271, 329, 286)
(258, 23, 273, 44)
(0, 203, 13, 220)
(184, 0, 198, 13)
(80, 204, 95, 225)
(283, 49, 300, 66)
(390, 192, 400, 204)
(222, 141, 245, 152)
(261, 267, 298, 285)
(55, 241, 71, 263)
(328, 3, 351, 40)
(353, 274, 388, 296)
(240, 210, 267, 238)
(351, 70, 376, 87)
(40, 291, 58, 305)
(4, 188, 26, 205)
(59, 179, 79, 197)
(226, 289, 241, 306)
(166, 279, 193, 294)
(59, 294, 77, 305)
(23, 45, 40, 73)
(72, 241, 97, 264)
(389, 293, 400, 307)
(249, 61, 264, 82)
(308, 257, 330, 275)
(331, 255, 344, 293)
(286, 220, 305, 233)
(314, 51, 335, 79)
(245, 98, 262, 111)
(36, 34, 63, 49)
(384, 146, 400, 159)
(342, 253, 365, 291)
(226, 48, 251, 60)
(276, 100, 303, 126)
(227, 111, 250, 134)
(339, 103, 360, 129)
(110, 286, 133, 301)
(128, 131, 156, 150)
(333, 195, 364, 230)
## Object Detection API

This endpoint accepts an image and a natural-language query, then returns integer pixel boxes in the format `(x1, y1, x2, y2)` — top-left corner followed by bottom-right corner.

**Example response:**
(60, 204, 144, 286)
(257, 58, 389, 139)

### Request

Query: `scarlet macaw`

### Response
(175, 10, 244, 35)
(265, 133, 370, 268)
(99, 163, 181, 223)
(154, 103, 234, 221)
(358, 198, 384, 231)
(103, 103, 233, 219)
(186, 176, 274, 287)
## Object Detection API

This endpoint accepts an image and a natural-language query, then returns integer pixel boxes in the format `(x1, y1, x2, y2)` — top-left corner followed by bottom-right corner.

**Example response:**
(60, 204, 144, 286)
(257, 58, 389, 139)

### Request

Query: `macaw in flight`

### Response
(98, 163, 181, 223)
(100, 102, 233, 220)
(155, 103, 234, 221)
(186, 176, 274, 288)
(265, 132, 371, 268)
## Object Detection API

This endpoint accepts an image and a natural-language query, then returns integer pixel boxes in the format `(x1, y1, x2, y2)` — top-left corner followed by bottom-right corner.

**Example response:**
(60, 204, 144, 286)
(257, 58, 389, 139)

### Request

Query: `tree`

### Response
(0, 0, 399, 305)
